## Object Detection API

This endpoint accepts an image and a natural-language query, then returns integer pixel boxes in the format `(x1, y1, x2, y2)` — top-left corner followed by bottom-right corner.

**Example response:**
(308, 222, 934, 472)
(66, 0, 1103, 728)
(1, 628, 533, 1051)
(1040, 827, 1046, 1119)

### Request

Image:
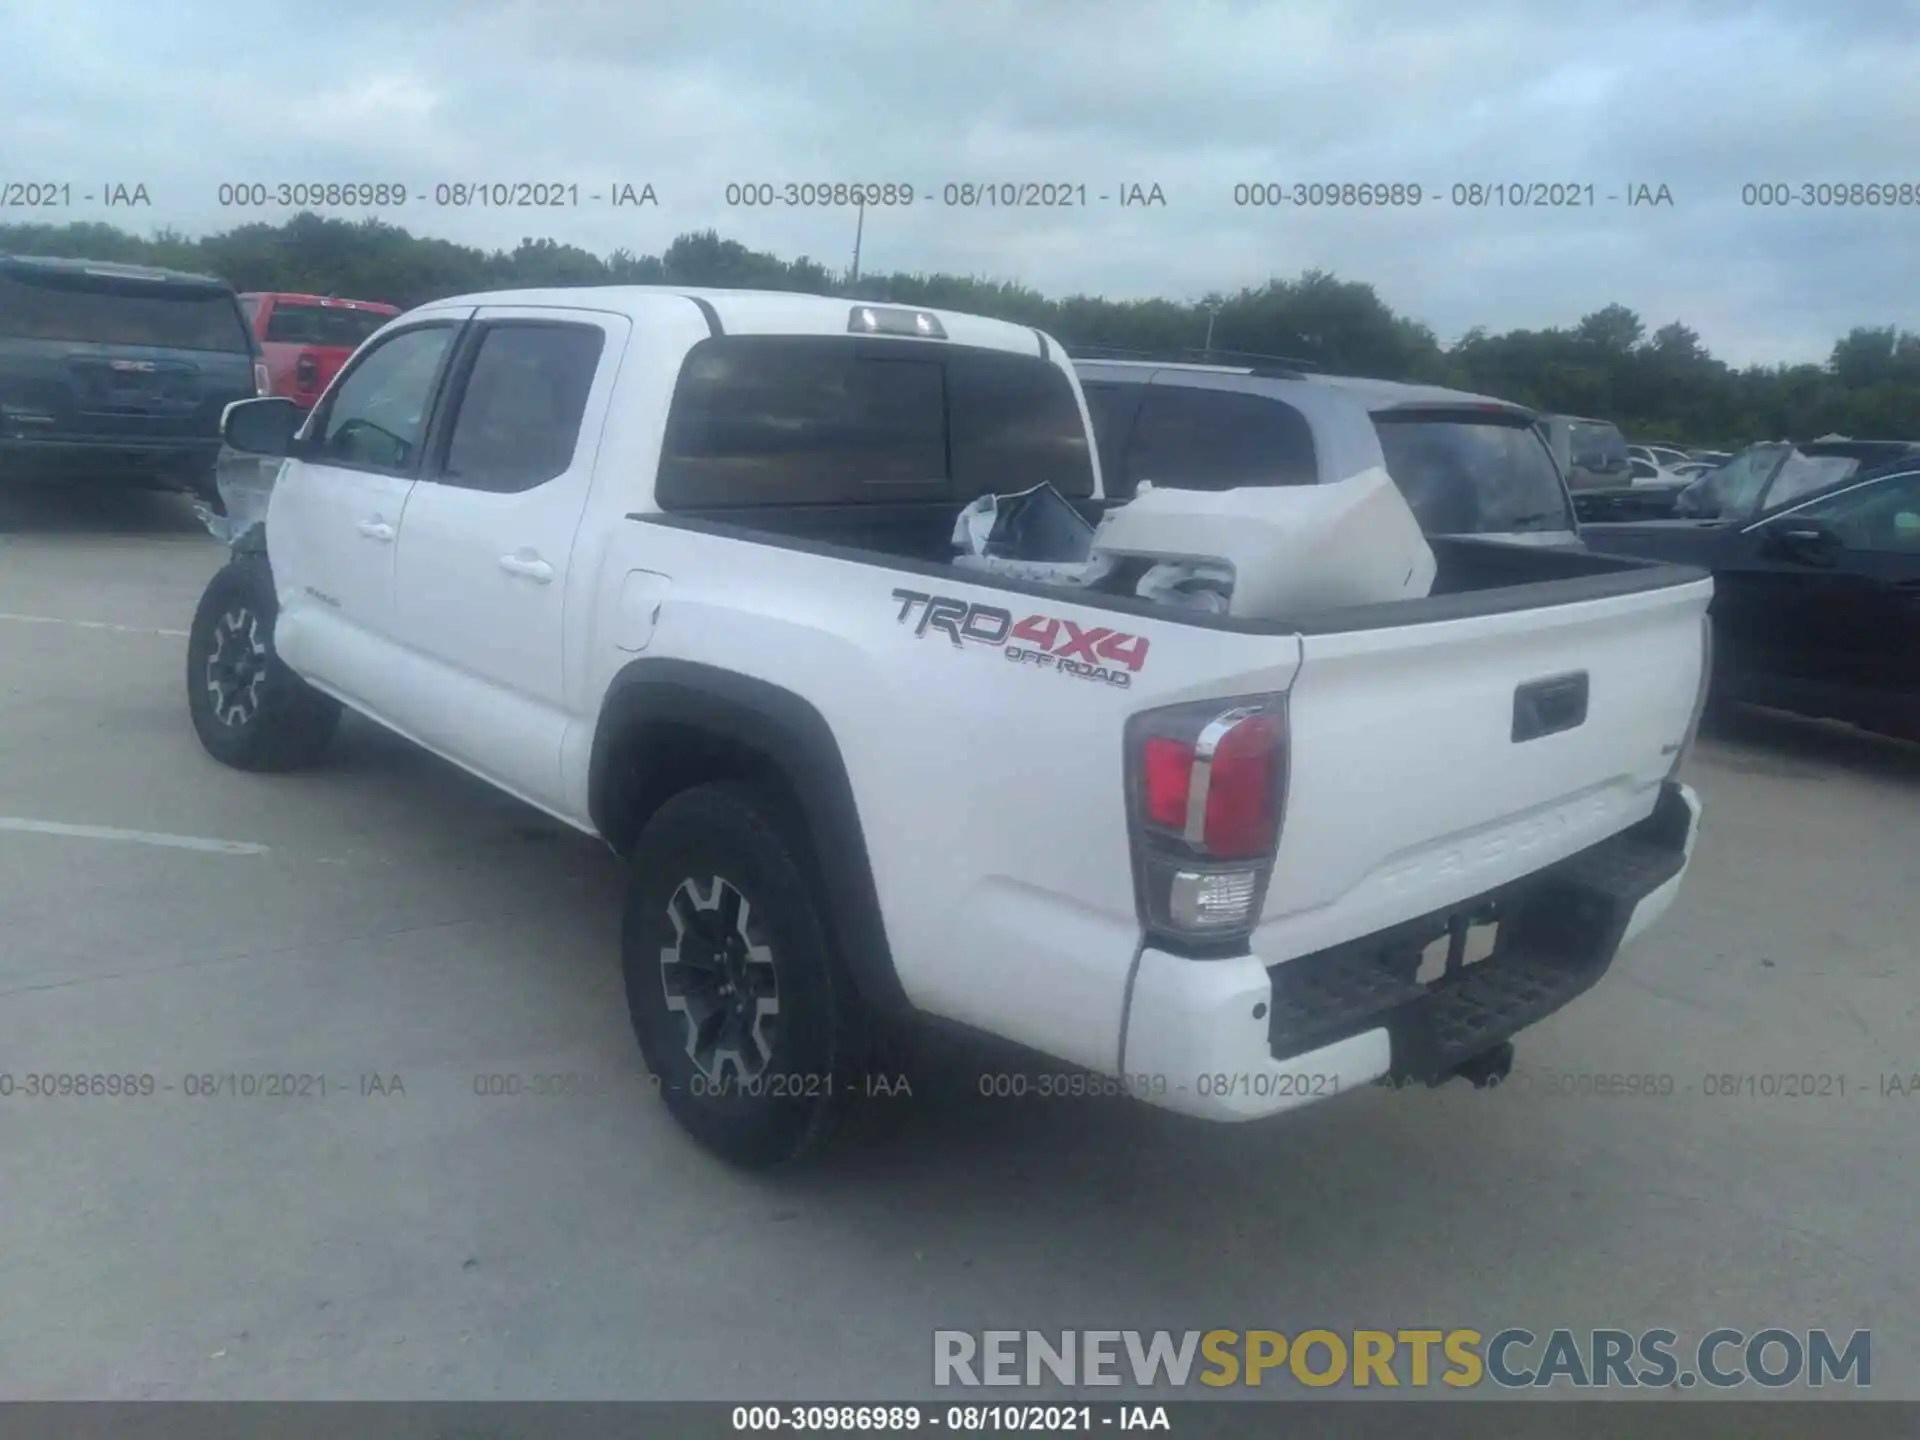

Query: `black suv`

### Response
(0, 254, 264, 506)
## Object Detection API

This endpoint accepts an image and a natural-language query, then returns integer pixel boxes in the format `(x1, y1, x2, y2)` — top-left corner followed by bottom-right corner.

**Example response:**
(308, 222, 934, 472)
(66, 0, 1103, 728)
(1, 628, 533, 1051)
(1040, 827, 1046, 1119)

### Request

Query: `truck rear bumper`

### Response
(1121, 781, 1701, 1122)
(1617, 782, 1702, 948)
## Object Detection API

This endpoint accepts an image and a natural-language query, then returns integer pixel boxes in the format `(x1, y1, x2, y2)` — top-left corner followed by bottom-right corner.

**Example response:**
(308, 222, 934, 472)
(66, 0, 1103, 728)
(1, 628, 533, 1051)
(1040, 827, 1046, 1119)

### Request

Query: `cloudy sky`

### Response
(3, 0, 1917, 364)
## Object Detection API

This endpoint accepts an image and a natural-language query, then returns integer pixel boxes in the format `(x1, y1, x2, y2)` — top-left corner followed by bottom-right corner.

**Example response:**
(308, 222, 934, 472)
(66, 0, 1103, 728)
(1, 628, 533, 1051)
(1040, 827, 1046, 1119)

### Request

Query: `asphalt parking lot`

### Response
(1, 485, 1916, 1404)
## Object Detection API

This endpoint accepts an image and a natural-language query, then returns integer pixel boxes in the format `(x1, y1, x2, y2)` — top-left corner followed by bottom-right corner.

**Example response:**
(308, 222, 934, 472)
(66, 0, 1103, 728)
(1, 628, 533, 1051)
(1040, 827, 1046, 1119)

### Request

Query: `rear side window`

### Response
(264, 303, 395, 348)
(1118, 386, 1317, 499)
(0, 271, 252, 352)
(439, 323, 605, 493)
(1373, 413, 1574, 534)
(656, 336, 1092, 507)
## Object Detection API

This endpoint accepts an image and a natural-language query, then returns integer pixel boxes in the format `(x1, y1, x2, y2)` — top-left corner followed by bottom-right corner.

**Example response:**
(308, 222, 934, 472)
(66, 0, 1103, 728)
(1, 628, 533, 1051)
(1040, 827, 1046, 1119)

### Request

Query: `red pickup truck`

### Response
(239, 292, 399, 411)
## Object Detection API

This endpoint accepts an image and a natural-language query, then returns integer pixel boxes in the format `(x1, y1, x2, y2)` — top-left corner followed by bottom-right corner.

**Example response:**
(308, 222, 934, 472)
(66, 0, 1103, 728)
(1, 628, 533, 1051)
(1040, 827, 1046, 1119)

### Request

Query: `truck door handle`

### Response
(356, 518, 395, 542)
(499, 552, 554, 584)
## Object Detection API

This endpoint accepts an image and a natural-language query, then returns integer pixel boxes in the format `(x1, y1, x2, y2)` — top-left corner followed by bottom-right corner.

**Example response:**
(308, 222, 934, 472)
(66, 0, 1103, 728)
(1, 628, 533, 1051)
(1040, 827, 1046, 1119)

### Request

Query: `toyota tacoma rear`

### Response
(189, 285, 1712, 1166)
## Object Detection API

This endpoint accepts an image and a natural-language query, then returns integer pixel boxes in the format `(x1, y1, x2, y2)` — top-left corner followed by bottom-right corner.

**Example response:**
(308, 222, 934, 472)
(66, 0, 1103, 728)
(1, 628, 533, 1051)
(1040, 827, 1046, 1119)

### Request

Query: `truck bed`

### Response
(624, 498, 1712, 1050)
(641, 498, 1710, 633)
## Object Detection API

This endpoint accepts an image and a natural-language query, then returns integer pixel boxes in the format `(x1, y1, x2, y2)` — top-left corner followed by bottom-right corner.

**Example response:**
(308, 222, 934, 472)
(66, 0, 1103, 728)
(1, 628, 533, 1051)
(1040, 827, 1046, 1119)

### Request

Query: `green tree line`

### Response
(7, 212, 1918, 446)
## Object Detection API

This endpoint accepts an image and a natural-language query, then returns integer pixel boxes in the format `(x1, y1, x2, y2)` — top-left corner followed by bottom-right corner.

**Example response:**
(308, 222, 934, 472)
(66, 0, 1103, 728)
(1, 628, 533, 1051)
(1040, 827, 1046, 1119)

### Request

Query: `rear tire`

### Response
(187, 558, 340, 771)
(622, 782, 874, 1169)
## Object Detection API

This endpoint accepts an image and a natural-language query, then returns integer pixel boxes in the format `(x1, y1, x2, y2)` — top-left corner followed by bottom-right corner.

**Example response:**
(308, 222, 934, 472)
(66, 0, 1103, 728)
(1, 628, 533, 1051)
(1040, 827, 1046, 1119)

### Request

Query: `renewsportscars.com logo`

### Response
(933, 1328, 1871, 1391)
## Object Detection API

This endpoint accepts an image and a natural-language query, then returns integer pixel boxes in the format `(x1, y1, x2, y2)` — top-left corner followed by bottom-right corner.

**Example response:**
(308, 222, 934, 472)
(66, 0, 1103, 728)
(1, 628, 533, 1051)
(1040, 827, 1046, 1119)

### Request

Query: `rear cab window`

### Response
(655, 336, 1094, 508)
(0, 265, 252, 352)
(264, 303, 396, 349)
(1373, 410, 1575, 535)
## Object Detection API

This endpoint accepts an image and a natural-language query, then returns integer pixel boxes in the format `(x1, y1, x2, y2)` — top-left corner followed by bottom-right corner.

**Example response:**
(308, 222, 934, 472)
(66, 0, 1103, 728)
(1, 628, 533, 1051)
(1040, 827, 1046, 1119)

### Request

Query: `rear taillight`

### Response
(252, 361, 271, 396)
(1142, 738, 1195, 829)
(1126, 696, 1290, 945)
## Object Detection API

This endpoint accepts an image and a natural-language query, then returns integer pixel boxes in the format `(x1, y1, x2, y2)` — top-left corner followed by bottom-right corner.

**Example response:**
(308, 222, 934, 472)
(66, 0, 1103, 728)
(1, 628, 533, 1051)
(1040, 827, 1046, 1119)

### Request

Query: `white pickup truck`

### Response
(192, 286, 1711, 1168)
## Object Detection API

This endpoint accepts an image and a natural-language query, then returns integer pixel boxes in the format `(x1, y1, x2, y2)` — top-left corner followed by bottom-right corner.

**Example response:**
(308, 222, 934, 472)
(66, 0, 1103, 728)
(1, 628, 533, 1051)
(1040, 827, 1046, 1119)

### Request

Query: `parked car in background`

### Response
(241, 292, 400, 413)
(1629, 456, 1695, 488)
(1539, 413, 1633, 491)
(1671, 439, 1920, 521)
(1073, 352, 1579, 542)
(1569, 454, 1699, 524)
(1629, 443, 1694, 471)
(1687, 449, 1733, 467)
(1583, 457, 1920, 740)
(0, 254, 264, 507)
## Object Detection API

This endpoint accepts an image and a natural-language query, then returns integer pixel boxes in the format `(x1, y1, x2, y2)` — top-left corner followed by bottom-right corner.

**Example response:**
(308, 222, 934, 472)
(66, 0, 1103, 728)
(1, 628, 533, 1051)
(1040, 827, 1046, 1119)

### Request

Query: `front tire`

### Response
(622, 782, 871, 1169)
(186, 558, 341, 771)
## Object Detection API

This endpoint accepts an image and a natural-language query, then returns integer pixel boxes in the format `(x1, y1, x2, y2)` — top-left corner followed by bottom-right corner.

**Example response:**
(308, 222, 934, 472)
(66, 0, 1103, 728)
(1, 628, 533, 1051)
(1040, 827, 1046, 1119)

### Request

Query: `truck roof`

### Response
(412, 285, 1056, 356)
(1073, 357, 1536, 419)
(0, 252, 233, 291)
(241, 291, 400, 312)
(1302, 373, 1533, 416)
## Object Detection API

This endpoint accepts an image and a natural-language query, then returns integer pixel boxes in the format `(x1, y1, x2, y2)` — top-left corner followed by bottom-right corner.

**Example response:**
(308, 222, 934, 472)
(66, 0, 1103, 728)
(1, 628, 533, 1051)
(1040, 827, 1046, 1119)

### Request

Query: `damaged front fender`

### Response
(194, 447, 283, 556)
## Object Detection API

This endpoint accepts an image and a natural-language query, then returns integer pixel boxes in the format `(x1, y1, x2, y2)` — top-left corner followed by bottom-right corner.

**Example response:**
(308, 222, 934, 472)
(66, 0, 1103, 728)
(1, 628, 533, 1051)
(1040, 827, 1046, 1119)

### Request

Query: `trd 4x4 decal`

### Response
(891, 589, 1149, 689)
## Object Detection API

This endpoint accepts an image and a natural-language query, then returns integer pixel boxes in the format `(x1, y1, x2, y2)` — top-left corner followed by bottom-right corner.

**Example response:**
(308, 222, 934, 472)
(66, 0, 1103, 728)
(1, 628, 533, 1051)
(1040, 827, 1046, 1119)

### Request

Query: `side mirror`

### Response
(221, 396, 302, 457)
(1765, 518, 1840, 564)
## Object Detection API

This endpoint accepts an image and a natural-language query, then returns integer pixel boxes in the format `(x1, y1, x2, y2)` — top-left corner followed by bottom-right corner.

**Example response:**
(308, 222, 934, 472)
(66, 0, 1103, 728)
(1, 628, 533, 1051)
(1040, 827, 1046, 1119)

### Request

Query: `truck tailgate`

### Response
(1256, 574, 1712, 964)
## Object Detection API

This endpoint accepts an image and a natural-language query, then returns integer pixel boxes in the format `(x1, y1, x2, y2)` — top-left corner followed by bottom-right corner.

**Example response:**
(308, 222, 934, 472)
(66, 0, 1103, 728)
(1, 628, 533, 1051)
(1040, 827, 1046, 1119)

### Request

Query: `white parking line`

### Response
(0, 611, 189, 638)
(0, 818, 268, 856)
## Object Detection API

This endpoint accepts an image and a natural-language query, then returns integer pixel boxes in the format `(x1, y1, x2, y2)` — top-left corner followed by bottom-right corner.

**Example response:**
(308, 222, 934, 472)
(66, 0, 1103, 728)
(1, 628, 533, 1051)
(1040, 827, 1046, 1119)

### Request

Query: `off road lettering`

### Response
(1053, 620, 1113, 664)
(891, 589, 1150, 680)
